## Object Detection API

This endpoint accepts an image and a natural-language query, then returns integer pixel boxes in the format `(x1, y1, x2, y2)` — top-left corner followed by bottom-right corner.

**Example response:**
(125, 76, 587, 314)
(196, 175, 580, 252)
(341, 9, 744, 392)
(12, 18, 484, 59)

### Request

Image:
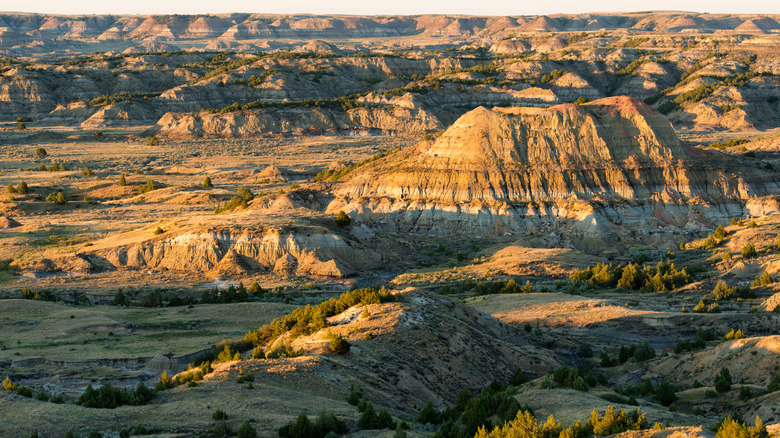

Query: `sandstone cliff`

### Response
(326, 97, 780, 249)
(150, 104, 443, 137)
(81, 224, 380, 278)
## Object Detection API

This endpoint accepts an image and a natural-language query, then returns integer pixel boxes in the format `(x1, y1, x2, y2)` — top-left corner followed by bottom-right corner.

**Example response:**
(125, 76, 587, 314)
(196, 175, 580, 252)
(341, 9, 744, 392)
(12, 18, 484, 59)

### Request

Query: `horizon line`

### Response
(2, 10, 779, 17)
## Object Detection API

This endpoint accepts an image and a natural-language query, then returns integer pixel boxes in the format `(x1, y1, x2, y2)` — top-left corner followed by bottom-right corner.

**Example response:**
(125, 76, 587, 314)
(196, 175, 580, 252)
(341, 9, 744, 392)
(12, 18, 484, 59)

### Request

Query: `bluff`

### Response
(328, 97, 780, 249)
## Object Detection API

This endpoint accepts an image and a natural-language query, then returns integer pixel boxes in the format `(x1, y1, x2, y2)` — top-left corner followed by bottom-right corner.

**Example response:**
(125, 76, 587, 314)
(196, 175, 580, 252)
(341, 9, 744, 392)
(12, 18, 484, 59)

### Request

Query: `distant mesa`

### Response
(326, 96, 780, 248)
(0, 12, 779, 50)
(335, 96, 708, 205)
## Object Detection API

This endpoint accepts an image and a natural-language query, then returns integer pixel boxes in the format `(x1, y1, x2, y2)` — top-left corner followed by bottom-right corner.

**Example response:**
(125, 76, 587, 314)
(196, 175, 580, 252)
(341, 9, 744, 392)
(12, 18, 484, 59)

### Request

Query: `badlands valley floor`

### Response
(1, 10, 780, 438)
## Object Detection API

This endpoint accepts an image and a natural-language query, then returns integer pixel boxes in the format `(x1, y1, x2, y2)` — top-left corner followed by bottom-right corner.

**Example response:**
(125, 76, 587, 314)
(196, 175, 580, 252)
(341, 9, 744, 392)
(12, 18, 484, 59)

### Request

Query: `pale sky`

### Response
(6, 0, 780, 16)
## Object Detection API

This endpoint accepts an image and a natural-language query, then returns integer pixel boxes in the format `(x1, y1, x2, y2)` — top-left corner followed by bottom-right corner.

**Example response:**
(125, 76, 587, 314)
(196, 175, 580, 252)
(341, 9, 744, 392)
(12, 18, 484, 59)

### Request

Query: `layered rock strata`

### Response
(328, 97, 780, 249)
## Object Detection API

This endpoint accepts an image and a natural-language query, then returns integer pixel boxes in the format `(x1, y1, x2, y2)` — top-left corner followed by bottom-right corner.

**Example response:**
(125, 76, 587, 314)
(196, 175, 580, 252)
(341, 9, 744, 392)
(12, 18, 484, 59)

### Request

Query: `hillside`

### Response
(328, 97, 780, 250)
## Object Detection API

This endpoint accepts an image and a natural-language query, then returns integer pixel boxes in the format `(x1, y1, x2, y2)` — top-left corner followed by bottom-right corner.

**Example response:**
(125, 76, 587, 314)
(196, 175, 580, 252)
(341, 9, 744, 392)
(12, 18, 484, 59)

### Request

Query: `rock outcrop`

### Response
(150, 104, 443, 137)
(0, 216, 21, 229)
(0, 13, 779, 46)
(83, 224, 376, 278)
(327, 97, 780, 249)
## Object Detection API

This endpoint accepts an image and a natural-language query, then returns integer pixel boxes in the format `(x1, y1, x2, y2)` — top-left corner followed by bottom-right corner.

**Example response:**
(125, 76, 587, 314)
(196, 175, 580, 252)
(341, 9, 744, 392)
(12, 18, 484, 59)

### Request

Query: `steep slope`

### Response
(248, 289, 561, 411)
(151, 104, 443, 137)
(334, 96, 780, 204)
(328, 97, 780, 248)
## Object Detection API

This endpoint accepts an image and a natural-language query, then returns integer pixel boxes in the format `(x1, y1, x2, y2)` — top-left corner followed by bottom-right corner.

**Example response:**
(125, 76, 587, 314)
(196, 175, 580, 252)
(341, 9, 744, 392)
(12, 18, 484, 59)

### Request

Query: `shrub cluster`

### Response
(327, 332, 350, 355)
(313, 148, 400, 182)
(742, 243, 757, 258)
(278, 411, 348, 438)
(447, 278, 535, 295)
(540, 69, 566, 84)
(709, 139, 749, 149)
(724, 328, 745, 340)
(357, 400, 396, 430)
(335, 211, 351, 227)
(601, 342, 655, 366)
(571, 260, 694, 292)
(752, 272, 774, 287)
(712, 280, 754, 300)
(2, 376, 64, 404)
(768, 369, 780, 393)
(550, 367, 598, 392)
(716, 417, 768, 438)
(693, 297, 721, 313)
(242, 287, 392, 349)
(139, 178, 158, 193)
(415, 380, 525, 438)
(45, 192, 67, 204)
(475, 406, 647, 438)
(200, 283, 260, 304)
(18, 287, 57, 302)
(215, 186, 254, 213)
(6, 181, 29, 194)
(174, 362, 213, 385)
(76, 382, 154, 409)
(674, 328, 716, 353)
(38, 162, 69, 172)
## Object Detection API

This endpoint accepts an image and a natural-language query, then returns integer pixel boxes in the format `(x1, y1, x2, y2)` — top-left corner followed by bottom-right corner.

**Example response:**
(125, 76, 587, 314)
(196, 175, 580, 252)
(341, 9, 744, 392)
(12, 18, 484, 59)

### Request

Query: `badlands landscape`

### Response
(1, 9, 780, 438)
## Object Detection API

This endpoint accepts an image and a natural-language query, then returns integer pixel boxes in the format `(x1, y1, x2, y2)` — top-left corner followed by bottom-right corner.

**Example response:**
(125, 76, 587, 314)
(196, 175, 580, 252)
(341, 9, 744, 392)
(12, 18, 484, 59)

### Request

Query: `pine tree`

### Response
(237, 421, 257, 438)
(715, 367, 733, 393)
(742, 243, 757, 258)
(617, 263, 643, 290)
(335, 210, 351, 227)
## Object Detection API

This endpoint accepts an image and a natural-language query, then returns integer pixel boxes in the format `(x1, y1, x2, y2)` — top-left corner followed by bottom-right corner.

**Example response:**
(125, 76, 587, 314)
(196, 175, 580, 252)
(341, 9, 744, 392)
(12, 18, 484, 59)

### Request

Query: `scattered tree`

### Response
(45, 192, 67, 205)
(140, 178, 157, 193)
(237, 421, 257, 438)
(716, 417, 768, 438)
(112, 289, 131, 307)
(510, 368, 529, 386)
(655, 381, 677, 407)
(328, 333, 350, 355)
(578, 342, 593, 358)
(251, 345, 265, 360)
(724, 329, 744, 341)
(212, 408, 229, 421)
(742, 243, 757, 258)
(715, 367, 733, 393)
(768, 369, 780, 392)
(753, 272, 773, 286)
(155, 371, 174, 392)
(335, 210, 351, 227)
